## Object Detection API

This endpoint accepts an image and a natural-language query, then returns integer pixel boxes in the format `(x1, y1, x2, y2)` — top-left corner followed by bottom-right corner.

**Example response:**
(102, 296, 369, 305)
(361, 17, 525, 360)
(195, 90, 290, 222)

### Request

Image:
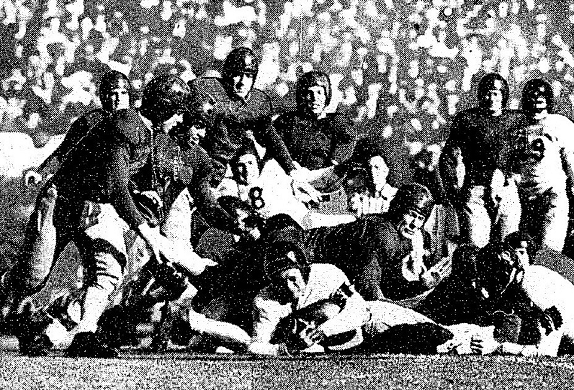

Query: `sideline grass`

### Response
(0, 350, 573, 390)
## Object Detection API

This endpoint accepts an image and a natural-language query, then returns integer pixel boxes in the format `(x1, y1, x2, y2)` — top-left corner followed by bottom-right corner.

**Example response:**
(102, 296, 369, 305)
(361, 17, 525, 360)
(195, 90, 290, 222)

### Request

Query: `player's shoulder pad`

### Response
(188, 77, 226, 96)
(70, 108, 108, 128)
(310, 263, 347, 279)
(249, 87, 273, 104)
(108, 108, 148, 145)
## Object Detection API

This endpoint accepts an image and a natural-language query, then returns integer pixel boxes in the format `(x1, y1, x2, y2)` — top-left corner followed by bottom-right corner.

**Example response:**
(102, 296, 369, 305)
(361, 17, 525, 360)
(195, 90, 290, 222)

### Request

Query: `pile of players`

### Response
(1, 47, 574, 358)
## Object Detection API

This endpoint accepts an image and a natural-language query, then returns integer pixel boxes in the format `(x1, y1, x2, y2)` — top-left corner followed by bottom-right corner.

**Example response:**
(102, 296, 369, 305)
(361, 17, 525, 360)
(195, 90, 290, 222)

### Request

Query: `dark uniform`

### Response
(299, 214, 430, 302)
(3, 108, 153, 357)
(151, 132, 233, 232)
(274, 111, 356, 170)
(440, 107, 527, 246)
(188, 77, 296, 182)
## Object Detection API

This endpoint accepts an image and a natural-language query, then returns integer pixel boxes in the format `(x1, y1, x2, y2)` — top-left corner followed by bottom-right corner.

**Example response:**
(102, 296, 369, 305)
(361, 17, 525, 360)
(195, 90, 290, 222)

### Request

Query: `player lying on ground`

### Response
(247, 240, 569, 356)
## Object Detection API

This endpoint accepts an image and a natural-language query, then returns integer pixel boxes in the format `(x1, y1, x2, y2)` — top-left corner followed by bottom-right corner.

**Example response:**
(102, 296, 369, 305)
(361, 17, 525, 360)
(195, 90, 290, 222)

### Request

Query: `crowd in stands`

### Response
(1, 46, 574, 360)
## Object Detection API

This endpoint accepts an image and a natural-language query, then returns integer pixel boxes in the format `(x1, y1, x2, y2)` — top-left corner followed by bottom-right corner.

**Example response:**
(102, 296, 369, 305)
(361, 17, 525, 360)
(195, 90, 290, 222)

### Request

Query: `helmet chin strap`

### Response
(496, 264, 524, 299)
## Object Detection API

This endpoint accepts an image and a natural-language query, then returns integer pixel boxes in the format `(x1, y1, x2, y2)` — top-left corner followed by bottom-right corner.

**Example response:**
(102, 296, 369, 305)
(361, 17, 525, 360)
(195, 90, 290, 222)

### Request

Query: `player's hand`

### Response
(307, 327, 327, 345)
(291, 179, 321, 205)
(176, 251, 218, 276)
(348, 193, 362, 217)
(154, 234, 217, 276)
(490, 169, 505, 207)
(137, 223, 162, 262)
(139, 190, 164, 209)
(470, 333, 500, 355)
(296, 327, 324, 349)
(24, 170, 43, 187)
(540, 306, 563, 335)
(421, 257, 451, 289)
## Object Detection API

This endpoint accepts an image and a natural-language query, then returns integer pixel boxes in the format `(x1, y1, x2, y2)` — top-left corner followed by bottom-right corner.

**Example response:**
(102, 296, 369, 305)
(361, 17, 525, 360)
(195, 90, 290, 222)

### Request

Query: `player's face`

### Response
(275, 268, 306, 303)
(368, 155, 389, 190)
(233, 208, 260, 240)
(230, 72, 255, 99)
(513, 241, 530, 270)
(233, 208, 251, 234)
(161, 113, 184, 134)
(235, 153, 260, 185)
(396, 209, 426, 240)
(106, 79, 130, 112)
(303, 86, 327, 116)
(189, 125, 206, 145)
(524, 85, 549, 114)
(480, 79, 504, 116)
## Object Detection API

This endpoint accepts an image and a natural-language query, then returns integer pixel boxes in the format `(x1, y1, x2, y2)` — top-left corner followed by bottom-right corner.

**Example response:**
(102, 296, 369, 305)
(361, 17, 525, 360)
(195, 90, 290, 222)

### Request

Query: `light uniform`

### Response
(251, 264, 368, 355)
(518, 265, 574, 356)
(219, 159, 355, 229)
(250, 263, 434, 355)
(506, 114, 574, 251)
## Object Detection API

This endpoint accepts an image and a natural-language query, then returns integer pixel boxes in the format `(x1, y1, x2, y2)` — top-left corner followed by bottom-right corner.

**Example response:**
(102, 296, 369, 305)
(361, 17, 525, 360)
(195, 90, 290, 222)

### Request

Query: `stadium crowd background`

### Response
(1, 0, 574, 269)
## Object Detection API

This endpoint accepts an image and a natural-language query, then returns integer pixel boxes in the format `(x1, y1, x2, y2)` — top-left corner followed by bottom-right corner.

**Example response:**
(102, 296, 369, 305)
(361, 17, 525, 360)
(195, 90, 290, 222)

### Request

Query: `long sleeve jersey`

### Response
(152, 133, 234, 231)
(503, 113, 574, 196)
(52, 108, 152, 231)
(188, 77, 296, 180)
(273, 111, 357, 170)
(300, 214, 427, 301)
(36, 109, 110, 177)
(440, 108, 527, 199)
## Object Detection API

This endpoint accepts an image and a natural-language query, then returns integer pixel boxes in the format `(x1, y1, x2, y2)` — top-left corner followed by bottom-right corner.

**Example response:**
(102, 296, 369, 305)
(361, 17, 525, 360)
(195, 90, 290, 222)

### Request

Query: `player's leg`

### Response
(460, 186, 491, 248)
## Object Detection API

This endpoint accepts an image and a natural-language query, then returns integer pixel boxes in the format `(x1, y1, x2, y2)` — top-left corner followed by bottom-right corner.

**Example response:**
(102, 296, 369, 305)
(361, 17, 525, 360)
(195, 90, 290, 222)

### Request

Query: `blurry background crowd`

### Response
(1, 0, 574, 269)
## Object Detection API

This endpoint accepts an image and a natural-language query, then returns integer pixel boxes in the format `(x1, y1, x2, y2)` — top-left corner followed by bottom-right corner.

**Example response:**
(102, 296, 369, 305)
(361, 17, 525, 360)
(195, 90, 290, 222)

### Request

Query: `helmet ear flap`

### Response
(263, 241, 310, 281)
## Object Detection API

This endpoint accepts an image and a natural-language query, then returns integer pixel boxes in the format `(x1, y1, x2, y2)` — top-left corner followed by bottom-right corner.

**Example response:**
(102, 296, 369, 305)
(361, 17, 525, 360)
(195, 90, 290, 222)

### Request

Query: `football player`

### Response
(502, 79, 574, 251)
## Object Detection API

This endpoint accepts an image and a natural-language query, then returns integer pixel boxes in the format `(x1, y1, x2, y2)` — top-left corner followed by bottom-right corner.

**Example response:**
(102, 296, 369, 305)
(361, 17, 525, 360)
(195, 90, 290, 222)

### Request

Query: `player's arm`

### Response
(438, 115, 466, 208)
(316, 282, 369, 339)
(103, 141, 169, 265)
(104, 142, 148, 230)
(248, 295, 289, 356)
(556, 118, 574, 195)
(251, 95, 297, 175)
(25, 116, 91, 186)
(471, 305, 564, 357)
(330, 114, 357, 165)
(186, 147, 236, 232)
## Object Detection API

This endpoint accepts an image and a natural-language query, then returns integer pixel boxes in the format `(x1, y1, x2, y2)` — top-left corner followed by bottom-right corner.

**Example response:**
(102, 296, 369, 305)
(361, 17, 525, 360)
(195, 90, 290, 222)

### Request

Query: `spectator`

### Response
(345, 138, 397, 218)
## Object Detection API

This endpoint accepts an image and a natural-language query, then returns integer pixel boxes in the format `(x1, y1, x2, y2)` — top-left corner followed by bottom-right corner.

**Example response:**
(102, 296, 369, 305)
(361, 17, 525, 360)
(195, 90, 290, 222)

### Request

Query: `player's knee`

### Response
(90, 252, 123, 292)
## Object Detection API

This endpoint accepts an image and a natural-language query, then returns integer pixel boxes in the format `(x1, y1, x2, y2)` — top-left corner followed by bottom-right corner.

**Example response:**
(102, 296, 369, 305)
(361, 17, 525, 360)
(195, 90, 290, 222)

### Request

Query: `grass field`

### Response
(0, 350, 573, 390)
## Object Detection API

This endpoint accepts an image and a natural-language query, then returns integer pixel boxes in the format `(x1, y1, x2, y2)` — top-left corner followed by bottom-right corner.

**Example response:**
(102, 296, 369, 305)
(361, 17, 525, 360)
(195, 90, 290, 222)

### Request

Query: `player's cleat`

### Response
(149, 302, 175, 352)
(13, 302, 55, 356)
(20, 334, 53, 357)
(97, 306, 140, 349)
(66, 332, 119, 358)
